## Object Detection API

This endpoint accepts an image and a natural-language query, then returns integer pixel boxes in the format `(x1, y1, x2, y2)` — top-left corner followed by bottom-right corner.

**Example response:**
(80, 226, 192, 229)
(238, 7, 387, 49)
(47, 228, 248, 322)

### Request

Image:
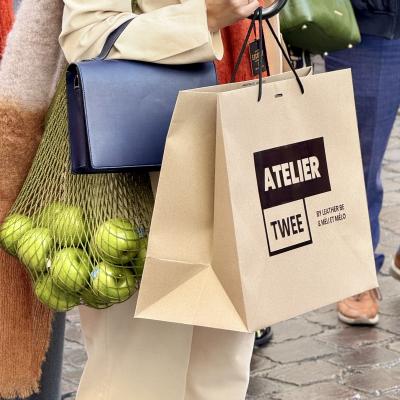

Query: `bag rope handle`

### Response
(231, 4, 305, 101)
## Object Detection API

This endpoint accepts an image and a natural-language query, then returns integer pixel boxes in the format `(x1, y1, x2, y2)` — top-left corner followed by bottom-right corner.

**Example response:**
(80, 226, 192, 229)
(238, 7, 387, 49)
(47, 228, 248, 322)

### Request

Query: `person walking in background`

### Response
(325, 0, 400, 325)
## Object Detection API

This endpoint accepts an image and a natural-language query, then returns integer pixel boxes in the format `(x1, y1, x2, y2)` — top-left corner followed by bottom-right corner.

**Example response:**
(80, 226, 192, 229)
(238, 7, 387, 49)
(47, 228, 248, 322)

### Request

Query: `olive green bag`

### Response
(280, 0, 361, 54)
(0, 77, 154, 312)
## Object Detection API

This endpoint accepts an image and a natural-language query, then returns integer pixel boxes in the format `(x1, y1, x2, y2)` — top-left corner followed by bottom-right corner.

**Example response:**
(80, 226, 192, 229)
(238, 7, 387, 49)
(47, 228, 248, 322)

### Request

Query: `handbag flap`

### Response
(67, 60, 217, 172)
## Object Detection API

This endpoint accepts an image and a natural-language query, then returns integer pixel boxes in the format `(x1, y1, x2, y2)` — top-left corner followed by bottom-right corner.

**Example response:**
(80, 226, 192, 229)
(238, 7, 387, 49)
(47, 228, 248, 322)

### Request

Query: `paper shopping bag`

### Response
(135, 68, 378, 332)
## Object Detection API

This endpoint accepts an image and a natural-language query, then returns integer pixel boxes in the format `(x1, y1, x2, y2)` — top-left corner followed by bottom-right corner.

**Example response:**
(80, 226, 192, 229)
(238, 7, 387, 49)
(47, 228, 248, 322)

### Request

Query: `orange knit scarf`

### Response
(0, 0, 14, 58)
(216, 3, 269, 84)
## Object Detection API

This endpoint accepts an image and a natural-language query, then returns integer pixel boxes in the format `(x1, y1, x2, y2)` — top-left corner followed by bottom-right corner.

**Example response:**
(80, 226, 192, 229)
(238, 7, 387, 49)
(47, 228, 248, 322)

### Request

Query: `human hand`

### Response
(206, 0, 260, 32)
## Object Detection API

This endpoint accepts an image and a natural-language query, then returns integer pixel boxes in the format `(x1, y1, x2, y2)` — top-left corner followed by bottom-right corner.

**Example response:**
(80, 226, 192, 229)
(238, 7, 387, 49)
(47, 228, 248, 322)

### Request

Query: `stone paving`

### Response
(61, 115, 400, 399)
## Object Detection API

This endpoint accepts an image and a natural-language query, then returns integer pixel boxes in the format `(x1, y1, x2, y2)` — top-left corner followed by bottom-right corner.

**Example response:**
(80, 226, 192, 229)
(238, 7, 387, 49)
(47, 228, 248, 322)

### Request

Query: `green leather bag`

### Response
(280, 0, 361, 54)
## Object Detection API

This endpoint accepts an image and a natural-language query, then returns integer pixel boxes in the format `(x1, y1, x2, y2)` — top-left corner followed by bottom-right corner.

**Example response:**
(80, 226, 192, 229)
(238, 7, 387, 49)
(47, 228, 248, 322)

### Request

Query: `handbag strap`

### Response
(96, 18, 135, 60)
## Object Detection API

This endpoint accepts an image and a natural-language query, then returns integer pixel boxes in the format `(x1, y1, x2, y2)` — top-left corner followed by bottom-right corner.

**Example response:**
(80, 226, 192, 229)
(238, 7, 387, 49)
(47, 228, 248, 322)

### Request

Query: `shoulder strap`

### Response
(96, 18, 135, 60)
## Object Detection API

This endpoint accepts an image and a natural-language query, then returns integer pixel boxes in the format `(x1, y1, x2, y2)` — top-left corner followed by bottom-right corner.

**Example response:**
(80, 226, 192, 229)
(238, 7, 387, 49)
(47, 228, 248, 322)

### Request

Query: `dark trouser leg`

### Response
(326, 35, 400, 271)
(9, 312, 66, 400)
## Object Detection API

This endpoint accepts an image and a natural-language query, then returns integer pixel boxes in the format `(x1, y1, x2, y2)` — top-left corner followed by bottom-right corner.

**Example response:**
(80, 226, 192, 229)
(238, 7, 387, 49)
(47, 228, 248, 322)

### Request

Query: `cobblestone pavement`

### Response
(62, 115, 400, 400)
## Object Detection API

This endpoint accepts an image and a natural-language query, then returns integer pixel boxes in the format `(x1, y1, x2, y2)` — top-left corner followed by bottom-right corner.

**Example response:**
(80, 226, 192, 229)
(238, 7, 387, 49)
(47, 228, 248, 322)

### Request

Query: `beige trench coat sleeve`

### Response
(59, 0, 224, 64)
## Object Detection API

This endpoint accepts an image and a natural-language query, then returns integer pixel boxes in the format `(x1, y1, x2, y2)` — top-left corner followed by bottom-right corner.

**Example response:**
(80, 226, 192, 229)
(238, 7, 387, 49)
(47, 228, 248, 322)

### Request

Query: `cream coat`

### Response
(59, 0, 283, 72)
(59, 1, 282, 399)
(60, 0, 223, 64)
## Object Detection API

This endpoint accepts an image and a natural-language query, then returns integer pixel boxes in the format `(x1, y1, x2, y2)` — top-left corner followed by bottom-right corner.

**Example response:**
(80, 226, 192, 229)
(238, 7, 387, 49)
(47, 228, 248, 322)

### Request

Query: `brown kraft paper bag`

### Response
(135, 67, 378, 332)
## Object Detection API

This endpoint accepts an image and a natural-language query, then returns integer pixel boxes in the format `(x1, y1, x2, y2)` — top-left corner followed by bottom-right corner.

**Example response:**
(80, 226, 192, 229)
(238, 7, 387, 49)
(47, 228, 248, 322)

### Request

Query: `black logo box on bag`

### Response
(254, 137, 331, 256)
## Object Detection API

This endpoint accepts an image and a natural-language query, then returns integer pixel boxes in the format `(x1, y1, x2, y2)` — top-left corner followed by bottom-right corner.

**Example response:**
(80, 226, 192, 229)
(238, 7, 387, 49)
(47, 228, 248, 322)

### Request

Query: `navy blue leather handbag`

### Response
(66, 19, 217, 174)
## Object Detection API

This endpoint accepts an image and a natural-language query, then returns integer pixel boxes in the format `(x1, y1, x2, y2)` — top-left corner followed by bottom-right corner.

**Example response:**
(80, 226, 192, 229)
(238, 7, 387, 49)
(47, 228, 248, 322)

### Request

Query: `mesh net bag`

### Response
(0, 77, 154, 312)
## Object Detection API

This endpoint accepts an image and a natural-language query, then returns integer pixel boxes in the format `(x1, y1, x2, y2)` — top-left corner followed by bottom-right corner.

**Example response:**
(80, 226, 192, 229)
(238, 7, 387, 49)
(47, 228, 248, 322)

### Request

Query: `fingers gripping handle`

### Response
(248, 0, 288, 20)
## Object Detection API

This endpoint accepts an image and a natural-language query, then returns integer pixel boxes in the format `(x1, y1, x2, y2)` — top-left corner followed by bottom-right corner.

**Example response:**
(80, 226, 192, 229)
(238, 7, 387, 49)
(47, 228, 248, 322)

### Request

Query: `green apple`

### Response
(17, 227, 53, 274)
(94, 218, 139, 264)
(38, 202, 86, 246)
(91, 262, 136, 302)
(81, 288, 112, 309)
(88, 238, 101, 261)
(34, 274, 80, 312)
(134, 247, 147, 277)
(50, 248, 92, 293)
(0, 214, 33, 255)
(37, 202, 65, 227)
(133, 236, 148, 275)
(139, 236, 148, 249)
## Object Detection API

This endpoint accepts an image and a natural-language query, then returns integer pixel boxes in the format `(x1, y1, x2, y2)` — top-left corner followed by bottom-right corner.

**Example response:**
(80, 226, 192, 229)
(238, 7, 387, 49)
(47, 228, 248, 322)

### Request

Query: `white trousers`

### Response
(76, 295, 254, 400)
(75, 172, 255, 400)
